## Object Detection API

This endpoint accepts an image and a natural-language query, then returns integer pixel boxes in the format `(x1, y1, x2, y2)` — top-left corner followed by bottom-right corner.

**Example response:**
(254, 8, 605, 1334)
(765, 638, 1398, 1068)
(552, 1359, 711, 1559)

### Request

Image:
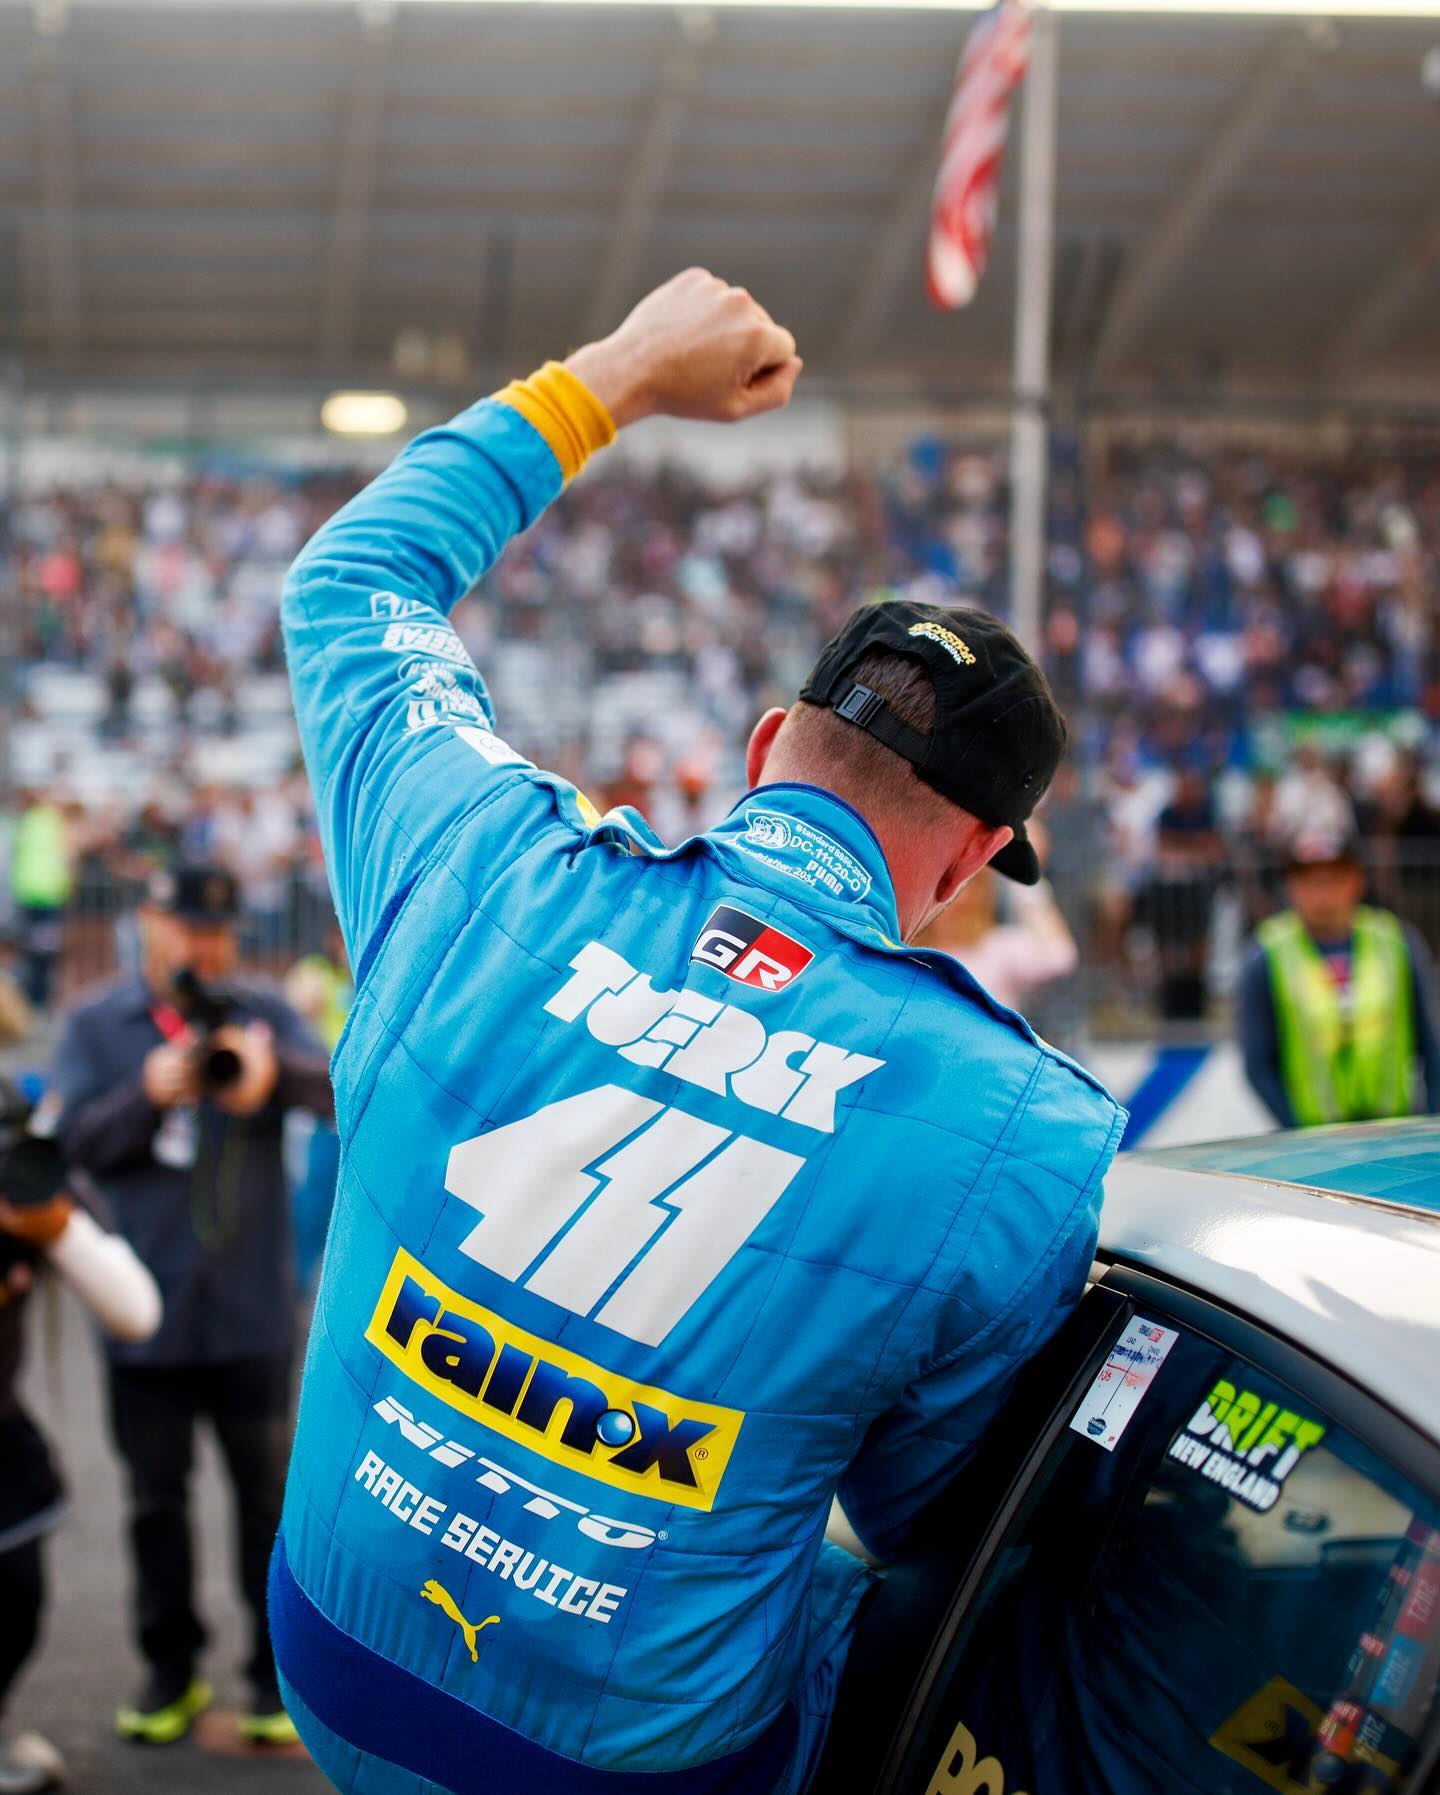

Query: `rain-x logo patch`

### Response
(366, 1247, 742, 1511)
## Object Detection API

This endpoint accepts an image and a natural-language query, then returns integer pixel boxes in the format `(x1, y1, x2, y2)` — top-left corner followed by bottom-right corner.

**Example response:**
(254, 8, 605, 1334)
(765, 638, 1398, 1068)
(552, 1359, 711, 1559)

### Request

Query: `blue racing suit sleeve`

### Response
(837, 1106, 1119, 1564)
(281, 376, 608, 978)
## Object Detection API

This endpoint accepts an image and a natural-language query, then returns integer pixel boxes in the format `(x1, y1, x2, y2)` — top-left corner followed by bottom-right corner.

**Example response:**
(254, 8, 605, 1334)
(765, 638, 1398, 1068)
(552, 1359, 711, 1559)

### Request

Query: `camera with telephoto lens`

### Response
(171, 967, 245, 1095)
(0, 1080, 69, 1280)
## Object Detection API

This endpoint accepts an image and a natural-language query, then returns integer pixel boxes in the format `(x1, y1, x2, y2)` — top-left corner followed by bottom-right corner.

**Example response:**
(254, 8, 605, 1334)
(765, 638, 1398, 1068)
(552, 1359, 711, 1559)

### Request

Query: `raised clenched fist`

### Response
(566, 268, 803, 429)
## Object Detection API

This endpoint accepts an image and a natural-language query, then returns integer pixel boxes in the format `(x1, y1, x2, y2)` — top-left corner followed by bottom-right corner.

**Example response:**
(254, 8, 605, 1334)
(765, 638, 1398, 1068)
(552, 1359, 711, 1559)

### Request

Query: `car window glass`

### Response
(920, 1320, 1440, 1795)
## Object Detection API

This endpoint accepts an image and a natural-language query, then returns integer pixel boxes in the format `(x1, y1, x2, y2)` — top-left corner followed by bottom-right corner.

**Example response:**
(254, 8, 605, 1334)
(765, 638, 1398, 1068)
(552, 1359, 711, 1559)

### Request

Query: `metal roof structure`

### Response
(1100, 1151, 1440, 1449)
(4, 1, 1440, 402)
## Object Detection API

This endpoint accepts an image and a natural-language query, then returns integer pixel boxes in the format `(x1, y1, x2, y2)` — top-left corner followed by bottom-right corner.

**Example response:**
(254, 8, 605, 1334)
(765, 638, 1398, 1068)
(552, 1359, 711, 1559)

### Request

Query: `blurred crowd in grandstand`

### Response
(4, 432, 1440, 1029)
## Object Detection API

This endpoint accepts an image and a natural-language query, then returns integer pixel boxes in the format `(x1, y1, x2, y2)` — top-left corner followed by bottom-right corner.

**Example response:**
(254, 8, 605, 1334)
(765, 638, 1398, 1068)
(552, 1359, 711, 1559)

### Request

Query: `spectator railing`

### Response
(13, 845, 1440, 1047)
(7, 868, 336, 1012)
(1043, 840, 1440, 1047)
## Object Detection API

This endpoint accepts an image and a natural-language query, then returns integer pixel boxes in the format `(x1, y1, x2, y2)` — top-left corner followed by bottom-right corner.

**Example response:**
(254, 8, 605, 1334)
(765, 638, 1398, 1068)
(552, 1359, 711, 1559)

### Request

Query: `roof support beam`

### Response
(318, 3, 395, 369)
(1091, 20, 1332, 381)
(834, 88, 955, 373)
(29, 0, 82, 363)
(1324, 204, 1440, 379)
(581, 16, 709, 342)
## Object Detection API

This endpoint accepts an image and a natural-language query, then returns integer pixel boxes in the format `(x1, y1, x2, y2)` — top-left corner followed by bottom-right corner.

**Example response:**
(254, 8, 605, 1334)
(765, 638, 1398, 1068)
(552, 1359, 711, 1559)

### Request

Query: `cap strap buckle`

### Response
(833, 681, 931, 768)
(834, 683, 884, 727)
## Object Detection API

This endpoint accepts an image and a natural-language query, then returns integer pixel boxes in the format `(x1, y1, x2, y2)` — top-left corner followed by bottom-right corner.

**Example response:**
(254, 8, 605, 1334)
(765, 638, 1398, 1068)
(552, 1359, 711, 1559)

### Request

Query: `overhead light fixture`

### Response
(321, 391, 409, 437)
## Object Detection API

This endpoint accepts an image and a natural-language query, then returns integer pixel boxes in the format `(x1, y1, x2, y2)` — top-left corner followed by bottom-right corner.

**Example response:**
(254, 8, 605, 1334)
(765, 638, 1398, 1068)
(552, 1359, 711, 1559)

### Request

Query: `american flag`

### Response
(926, 0, 1034, 311)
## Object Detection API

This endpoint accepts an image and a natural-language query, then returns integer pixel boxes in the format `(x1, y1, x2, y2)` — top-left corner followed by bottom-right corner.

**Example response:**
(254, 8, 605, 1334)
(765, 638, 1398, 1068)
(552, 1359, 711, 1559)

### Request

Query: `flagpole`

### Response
(1008, 0, 1058, 658)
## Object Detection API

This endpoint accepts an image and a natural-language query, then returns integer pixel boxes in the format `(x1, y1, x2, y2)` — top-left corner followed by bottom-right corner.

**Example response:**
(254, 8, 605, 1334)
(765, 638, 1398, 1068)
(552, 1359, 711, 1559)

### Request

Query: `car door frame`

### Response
(1103, 1261, 1440, 1795)
(818, 1260, 1440, 1795)
(813, 1277, 1134, 1795)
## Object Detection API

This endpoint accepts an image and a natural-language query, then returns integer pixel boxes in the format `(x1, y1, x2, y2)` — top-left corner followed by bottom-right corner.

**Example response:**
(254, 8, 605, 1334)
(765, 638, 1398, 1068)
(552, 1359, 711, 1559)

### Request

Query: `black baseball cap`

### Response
(146, 863, 240, 923)
(799, 600, 1067, 884)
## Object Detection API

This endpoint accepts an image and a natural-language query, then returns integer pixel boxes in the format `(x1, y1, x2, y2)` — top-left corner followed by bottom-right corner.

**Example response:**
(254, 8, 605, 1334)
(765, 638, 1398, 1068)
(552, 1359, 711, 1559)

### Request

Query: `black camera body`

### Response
(171, 967, 245, 1095)
(0, 1081, 69, 1281)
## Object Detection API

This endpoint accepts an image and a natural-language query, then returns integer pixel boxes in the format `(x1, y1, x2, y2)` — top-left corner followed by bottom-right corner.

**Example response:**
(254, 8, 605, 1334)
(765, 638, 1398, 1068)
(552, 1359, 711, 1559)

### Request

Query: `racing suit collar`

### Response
(710, 783, 903, 944)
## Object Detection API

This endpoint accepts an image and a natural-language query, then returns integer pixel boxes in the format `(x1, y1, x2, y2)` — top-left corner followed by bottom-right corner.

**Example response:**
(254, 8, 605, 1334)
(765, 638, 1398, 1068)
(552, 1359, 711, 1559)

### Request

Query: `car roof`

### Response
(1130, 1118, 1440, 1214)
(1098, 1150, 1440, 1450)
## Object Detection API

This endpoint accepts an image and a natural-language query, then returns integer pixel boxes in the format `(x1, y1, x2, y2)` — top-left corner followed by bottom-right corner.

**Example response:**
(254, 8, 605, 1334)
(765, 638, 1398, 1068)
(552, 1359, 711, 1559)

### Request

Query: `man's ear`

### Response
(934, 821, 1013, 911)
(745, 707, 789, 788)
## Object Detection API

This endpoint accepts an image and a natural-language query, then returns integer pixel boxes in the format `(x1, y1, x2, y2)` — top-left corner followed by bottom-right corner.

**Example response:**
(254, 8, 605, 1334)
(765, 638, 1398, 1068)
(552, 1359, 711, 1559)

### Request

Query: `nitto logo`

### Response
(691, 905, 814, 992)
(371, 1395, 659, 1551)
(366, 1248, 743, 1511)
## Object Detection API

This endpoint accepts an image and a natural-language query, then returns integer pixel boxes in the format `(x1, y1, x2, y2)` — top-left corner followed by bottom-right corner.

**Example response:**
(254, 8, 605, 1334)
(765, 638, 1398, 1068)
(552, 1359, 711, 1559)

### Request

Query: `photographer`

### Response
(0, 1086, 160, 1794)
(48, 863, 331, 1749)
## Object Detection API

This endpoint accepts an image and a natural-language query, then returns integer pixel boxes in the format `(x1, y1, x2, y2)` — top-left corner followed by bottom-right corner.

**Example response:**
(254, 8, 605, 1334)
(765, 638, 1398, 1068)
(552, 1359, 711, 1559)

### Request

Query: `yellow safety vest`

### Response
(1257, 906, 1415, 1126)
(290, 955, 353, 1054)
(11, 804, 72, 909)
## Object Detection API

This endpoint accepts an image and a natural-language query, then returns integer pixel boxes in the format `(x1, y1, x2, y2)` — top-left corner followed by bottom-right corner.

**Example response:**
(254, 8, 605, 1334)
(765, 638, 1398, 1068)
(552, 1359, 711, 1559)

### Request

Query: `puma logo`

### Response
(419, 1579, 499, 1663)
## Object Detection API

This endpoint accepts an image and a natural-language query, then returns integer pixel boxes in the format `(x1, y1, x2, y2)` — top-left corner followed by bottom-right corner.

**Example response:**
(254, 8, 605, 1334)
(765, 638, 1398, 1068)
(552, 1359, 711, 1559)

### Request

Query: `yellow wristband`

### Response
(492, 360, 617, 484)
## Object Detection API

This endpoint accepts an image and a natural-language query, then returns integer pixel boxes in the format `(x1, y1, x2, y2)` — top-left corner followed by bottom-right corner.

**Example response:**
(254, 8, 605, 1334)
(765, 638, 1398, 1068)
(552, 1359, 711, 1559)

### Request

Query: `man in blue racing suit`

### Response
(272, 268, 1125, 1795)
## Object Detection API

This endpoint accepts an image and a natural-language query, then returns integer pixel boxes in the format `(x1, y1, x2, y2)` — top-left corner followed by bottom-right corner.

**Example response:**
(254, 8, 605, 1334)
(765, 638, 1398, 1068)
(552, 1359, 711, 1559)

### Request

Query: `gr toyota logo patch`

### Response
(690, 905, 814, 993)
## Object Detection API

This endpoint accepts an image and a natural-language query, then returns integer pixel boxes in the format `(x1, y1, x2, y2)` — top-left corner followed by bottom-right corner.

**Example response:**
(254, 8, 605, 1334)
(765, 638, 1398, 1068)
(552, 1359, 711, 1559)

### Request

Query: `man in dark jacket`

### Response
(50, 864, 331, 1747)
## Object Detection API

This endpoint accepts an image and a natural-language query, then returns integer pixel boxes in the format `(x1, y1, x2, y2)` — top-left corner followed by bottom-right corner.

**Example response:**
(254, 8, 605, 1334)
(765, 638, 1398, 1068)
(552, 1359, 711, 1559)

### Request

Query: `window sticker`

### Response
(928, 1717, 1029, 1795)
(1067, 1317, 1180, 1453)
(1166, 1378, 1327, 1514)
(1213, 1519, 1438, 1795)
(1211, 1676, 1402, 1795)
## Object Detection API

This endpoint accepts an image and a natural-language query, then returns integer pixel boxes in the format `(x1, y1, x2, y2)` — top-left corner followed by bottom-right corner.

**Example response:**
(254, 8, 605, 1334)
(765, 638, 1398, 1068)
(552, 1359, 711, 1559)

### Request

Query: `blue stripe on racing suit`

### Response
(269, 1537, 798, 1793)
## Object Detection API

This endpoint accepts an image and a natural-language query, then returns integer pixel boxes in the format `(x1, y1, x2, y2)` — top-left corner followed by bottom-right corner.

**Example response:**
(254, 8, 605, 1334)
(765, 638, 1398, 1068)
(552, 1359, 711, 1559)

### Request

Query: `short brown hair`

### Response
(770, 649, 959, 825)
